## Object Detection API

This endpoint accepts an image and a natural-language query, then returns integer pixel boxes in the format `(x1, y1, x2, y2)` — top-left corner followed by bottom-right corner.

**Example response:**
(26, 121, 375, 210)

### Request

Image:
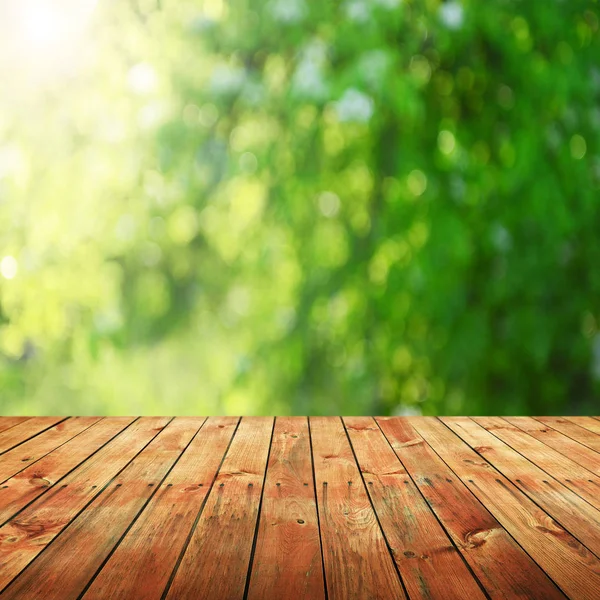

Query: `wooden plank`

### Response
(474, 416, 600, 511)
(0, 417, 67, 454)
(537, 417, 600, 452)
(164, 417, 274, 600)
(0, 418, 30, 435)
(442, 417, 600, 558)
(81, 416, 238, 600)
(377, 416, 566, 600)
(505, 417, 600, 476)
(343, 416, 486, 600)
(567, 417, 600, 436)
(310, 416, 406, 600)
(247, 417, 325, 600)
(1, 418, 204, 600)
(0, 416, 170, 591)
(414, 417, 600, 600)
(0, 417, 135, 525)
(0, 417, 101, 483)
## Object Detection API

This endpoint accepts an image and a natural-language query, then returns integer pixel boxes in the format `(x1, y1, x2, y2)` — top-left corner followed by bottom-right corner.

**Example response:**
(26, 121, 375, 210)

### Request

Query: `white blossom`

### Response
(439, 1, 464, 30)
(491, 223, 512, 253)
(270, 0, 306, 24)
(392, 405, 423, 416)
(292, 40, 329, 100)
(344, 0, 370, 23)
(334, 88, 374, 123)
(210, 64, 246, 96)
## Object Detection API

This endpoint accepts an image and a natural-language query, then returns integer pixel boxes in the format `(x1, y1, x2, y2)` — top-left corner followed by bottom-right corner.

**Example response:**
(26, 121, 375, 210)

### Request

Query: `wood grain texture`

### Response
(247, 417, 325, 600)
(165, 416, 274, 600)
(344, 416, 486, 600)
(377, 416, 565, 600)
(536, 416, 600, 452)
(442, 417, 600, 558)
(474, 416, 600, 511)
(505, 416, 600, 476)
(567, 416, 600, 436)
(310, 416, 406, 600)
(419, 417, 600, 599)
(1, 418, 203, 600)
(82, 416, 238, 600)
(0, 417, 67, 454)
(0, 418, 30, 435)
(0, 417, 134, 525)
(0, 415, 598, 599)
(0, 417, 101, 483)
(0, 416, 170, 591)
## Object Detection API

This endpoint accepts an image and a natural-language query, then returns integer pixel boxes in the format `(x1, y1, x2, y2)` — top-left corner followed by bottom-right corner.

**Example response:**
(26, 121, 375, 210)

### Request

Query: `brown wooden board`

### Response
(536, 416, 600, 453)
(0, 416, 170, 591)
(310, 416, 406, 600)
(505, 416, 600, 477)
(0, 417, 67, 454)
(377, 416, 566, 600)
(0, 415, 598, 598)
(0, 417, 101, 483)
(442, 417, 600, 558)
(474, 416, 600, 511)
(0, 417, 135, 525)
(246, 417, 325, 600)
(417, 417, 600, 599)
(81, 416, 238, 600)
(164, 416, 274, 600)
(343, 416, 486, 600)
(0, 418, 204, 600)
(0, 418, 30, 435)
(568, 417, 600, 436)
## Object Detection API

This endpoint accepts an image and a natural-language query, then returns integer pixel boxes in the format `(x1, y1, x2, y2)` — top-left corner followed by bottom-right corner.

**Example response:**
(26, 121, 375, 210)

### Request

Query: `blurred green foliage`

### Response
(0, 0, 599, 415)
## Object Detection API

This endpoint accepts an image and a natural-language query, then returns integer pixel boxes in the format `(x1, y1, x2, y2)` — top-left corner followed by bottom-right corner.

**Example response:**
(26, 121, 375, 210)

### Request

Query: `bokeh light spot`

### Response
(0, 256, 18, 280)
(570, 134, 587, 160)
(407, 170, 427, 196)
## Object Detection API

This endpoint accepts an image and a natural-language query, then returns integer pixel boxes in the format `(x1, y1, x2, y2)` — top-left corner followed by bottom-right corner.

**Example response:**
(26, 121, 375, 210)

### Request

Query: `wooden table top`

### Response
(0, 416, 599, 599)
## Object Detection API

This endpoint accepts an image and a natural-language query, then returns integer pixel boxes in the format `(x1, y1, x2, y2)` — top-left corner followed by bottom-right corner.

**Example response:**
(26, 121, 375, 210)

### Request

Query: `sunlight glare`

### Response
(1, 0, 98, 79)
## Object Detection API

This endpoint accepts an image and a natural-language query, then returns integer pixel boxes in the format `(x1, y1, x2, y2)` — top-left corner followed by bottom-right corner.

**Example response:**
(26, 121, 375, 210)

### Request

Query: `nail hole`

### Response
(303, 483, 308, 486)
(198, 484, 203, 487)
(116, 484, 122, 487)
(220, 483, 224, 487)
(276, 483, 280, 486)
(167, 484, 173, 487)
(297, 519, 304, 524)
(248, 483, 253, 487)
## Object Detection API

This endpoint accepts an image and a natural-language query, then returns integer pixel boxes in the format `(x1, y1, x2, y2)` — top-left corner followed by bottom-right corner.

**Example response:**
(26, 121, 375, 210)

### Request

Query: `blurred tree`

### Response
(0, 0, 598, 415)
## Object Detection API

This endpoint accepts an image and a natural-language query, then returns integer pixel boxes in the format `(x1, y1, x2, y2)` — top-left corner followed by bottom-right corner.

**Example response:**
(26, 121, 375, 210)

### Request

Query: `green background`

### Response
(0, 0, 599, 416)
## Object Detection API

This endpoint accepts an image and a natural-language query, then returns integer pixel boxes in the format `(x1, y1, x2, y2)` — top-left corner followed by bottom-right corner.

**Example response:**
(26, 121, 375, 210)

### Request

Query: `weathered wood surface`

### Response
(0, 415, 598, 599)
